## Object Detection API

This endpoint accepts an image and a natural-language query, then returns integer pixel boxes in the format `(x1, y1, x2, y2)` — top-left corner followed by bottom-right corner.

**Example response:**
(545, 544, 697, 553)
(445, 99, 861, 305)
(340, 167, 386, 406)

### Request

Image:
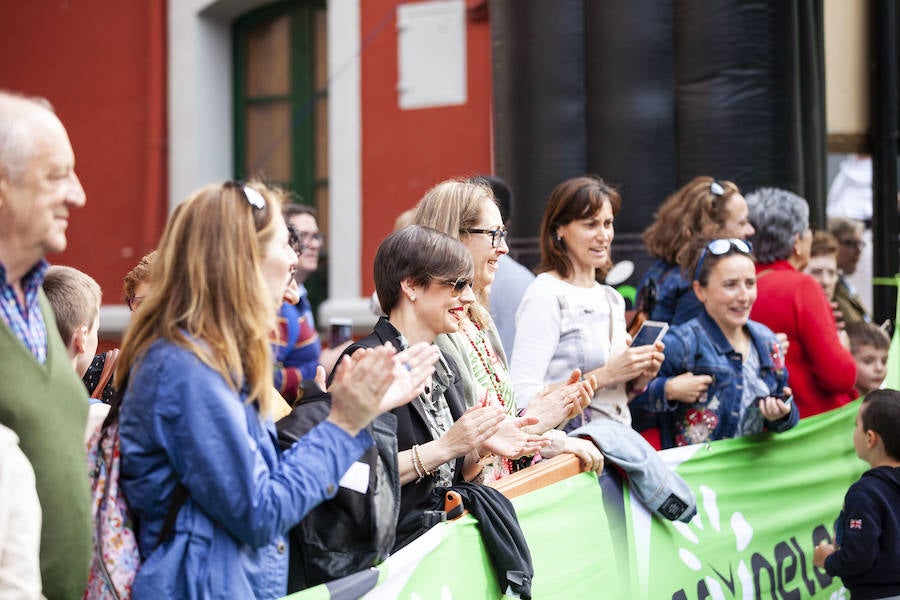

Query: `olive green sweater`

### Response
(0, 290, 91, 599)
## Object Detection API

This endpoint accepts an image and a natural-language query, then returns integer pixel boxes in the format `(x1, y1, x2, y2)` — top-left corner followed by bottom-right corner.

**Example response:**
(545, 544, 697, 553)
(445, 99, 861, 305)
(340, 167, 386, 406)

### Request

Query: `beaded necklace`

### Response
(462, 320, 507, 409)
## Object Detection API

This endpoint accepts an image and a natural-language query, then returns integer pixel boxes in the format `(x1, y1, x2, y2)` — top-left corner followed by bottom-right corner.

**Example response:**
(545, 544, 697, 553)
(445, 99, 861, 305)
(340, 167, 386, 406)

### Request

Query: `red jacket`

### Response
(750, 261, 857, 417)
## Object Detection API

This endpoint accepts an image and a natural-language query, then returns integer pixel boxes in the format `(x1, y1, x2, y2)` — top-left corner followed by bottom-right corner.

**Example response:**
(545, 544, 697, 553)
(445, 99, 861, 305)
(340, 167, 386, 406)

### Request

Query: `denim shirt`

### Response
(120, 338, 372, 599)
(635, 259, 703, 326)
(633, 312, 797, 447)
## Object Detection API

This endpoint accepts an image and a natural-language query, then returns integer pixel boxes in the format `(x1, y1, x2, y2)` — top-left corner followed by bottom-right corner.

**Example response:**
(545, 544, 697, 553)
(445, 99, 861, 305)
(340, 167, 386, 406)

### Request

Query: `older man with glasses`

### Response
(829, 216, 873, 324)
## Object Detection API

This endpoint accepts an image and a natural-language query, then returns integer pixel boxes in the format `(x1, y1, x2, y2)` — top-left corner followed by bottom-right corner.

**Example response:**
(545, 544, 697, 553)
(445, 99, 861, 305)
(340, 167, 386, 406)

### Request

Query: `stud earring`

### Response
(410, 295, 416, 302)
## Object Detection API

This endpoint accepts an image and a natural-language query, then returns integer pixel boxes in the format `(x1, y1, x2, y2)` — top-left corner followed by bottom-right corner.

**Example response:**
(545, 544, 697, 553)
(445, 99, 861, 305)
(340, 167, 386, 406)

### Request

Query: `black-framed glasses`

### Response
(709, 180, 726, 197)
(438, 277, 474, 294)
(225, 180, 266, 210)
(299, 232, 325, 244)
(694, 238, 753, 281)
(461, 227, 508, 248)
(838, 238, 864, 251)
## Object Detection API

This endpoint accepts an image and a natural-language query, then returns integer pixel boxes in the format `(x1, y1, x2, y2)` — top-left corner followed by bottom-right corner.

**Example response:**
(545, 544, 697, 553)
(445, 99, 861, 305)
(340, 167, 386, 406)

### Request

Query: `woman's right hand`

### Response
(594, 343, 664, 387)
(664, 372, 713, 403)
(524, 370, 595, 431)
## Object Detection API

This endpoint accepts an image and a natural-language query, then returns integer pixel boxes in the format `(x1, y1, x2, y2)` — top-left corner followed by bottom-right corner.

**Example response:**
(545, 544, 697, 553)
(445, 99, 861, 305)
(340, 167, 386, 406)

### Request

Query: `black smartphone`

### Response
(631, 320, 669, 347)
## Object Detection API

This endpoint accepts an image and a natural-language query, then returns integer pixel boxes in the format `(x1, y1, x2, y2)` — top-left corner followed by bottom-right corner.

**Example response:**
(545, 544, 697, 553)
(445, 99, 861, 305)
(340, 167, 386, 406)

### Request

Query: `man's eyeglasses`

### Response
(839, 238, 864, 251)
(461, 227, 508, 248)
(299, 232, 325, 244)
(694, 238, 753, 281)
(438, 277, 474, 294)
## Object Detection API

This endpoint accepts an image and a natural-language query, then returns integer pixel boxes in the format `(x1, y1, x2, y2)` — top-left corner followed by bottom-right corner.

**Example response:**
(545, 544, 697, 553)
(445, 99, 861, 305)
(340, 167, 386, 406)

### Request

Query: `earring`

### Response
(409, 294, 416, 302)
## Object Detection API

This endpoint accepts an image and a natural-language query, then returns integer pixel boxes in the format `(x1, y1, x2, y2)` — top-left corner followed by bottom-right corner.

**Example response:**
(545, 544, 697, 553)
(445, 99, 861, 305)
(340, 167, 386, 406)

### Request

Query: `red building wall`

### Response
(0, 1, 168, 303)
(359, 0, 493, 294)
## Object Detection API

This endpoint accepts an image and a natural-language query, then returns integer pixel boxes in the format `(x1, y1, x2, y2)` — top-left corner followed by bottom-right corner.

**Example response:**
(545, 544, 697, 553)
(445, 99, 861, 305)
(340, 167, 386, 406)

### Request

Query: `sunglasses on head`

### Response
(694, 238, 753, 281)
(224, 180, 266, 210)
(709, 180, 726, 197)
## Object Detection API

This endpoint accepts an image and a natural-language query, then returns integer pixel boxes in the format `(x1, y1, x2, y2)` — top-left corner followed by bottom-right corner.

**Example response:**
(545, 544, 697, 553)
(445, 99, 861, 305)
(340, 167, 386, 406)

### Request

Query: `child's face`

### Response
(854, 344, 888, 395)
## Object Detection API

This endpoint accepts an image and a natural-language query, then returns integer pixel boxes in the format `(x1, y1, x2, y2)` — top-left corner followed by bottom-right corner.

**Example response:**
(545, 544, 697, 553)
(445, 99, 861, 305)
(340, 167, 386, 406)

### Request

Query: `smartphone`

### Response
(631, 320, 669, 347)
(329, 317, 353, 347)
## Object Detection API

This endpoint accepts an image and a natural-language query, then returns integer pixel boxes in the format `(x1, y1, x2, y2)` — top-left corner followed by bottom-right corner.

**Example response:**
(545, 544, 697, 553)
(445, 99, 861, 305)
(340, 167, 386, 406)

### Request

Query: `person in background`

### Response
(805, 230, 851, 342)
(43, 265, 101, 378)
(81, 250, 157, 403)
(747, 188, 857, 417)
(0, 423, 42, 599)
(829, 216, 872, 324)
(636, 176, 755, 325)
(117, 181, 435, 598)
(275, 204, 350, 401)
(0, 90, 91, 600)
(511, 176, 665, 427)
(814, 389, 900, 600)
(632, 238, 797, 447)
(480, 175, 535, 360)
(846, 321, 890, 398)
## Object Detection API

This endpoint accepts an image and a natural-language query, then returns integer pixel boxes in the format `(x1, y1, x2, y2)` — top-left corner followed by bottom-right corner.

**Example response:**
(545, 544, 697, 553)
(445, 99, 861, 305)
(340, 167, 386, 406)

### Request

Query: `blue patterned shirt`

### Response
(0, 260, 49, 363)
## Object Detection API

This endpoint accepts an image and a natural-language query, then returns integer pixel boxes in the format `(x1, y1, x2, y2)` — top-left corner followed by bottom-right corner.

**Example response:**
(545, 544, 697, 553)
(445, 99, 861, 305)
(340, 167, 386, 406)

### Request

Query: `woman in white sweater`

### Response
(510, 175, 665, 427)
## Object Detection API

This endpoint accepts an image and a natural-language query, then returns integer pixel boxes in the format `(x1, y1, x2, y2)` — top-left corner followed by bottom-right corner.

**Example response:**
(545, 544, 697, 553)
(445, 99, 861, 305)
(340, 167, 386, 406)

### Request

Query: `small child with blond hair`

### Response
(43, 265, 101, 378)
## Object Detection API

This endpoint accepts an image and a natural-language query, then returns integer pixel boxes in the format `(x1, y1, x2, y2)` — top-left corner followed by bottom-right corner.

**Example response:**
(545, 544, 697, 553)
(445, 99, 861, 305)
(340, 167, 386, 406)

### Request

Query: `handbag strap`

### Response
(90, 348, 119, 399)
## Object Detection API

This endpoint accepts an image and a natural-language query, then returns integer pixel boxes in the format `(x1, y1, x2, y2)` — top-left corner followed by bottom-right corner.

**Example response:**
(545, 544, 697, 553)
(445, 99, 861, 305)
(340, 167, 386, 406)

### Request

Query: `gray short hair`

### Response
(745, 187, 809, 264)
(0, 91, 55, 182)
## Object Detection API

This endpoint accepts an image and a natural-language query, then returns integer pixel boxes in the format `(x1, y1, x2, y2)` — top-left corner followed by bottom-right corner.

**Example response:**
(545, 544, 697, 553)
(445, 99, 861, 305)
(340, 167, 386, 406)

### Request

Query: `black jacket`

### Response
(330, 317, 468, 550)
(276, 384, 399, 592)
(825, 466, 900, 599)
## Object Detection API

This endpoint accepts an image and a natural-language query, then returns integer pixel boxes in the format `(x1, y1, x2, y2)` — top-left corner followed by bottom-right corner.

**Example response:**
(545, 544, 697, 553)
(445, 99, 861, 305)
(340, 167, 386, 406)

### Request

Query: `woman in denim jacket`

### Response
(633, 238, 798, 448)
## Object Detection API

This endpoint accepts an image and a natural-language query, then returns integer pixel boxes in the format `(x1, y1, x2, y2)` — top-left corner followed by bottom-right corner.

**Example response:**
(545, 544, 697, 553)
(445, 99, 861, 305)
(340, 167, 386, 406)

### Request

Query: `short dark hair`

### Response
(283, 203, 316, 220)
(374, 225, 474, 315)
(861, 389, 900, 460)
(688, 236, 756, 286)
(846, 321, 891, 353)
(538, 175, 622, 280)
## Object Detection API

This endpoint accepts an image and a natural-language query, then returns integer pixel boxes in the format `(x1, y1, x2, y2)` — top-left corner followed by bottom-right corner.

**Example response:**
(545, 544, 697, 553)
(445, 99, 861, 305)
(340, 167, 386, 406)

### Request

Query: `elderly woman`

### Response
(747, 188, 857, 417)
(511, 176, 665, 426)
(633, 238, 798, 447)
(414, 178, 602, 481)
(117, 182, 434, 598)
(636, 176, 755, 325)
(331, 225, 547, 551)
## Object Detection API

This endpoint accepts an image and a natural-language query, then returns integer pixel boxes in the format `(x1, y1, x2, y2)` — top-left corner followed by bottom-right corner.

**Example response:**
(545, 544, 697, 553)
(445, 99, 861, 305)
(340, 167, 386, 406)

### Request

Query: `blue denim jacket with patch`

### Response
(632, 312, 798, 448)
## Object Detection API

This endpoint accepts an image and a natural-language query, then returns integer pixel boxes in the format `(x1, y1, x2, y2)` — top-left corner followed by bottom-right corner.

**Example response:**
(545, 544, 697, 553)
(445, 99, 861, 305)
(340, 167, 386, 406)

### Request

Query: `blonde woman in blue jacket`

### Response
(116, 181, 437, 599)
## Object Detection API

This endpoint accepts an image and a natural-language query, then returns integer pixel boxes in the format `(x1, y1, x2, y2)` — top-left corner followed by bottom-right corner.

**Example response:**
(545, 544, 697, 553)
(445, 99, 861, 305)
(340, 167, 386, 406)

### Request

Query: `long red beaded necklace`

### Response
(463, 321, 507, 409)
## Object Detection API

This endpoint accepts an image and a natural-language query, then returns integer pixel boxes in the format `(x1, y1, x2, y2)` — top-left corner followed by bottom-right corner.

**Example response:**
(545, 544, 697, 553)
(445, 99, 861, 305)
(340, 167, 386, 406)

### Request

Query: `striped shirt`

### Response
(0, 260, 49, 363)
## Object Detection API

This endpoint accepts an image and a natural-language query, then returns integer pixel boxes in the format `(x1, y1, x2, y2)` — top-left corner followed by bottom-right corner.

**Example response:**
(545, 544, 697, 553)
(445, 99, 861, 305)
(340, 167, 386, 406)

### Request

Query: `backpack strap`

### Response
(91, 348, 119, 399)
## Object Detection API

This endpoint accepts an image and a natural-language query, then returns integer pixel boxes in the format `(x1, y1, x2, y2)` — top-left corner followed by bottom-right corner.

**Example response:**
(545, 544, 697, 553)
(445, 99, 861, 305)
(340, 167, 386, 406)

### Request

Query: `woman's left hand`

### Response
(526, 370, 596, 431)
(480, 416, 549, 459)
(759, 388, 792, 422)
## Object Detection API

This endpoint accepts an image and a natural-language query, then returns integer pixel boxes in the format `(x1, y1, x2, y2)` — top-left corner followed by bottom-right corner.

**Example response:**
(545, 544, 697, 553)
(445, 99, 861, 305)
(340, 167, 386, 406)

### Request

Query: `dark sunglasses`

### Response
(694, 238, 753, 281)
(439, 277, 474, 293)
(461, 227, 508, 248)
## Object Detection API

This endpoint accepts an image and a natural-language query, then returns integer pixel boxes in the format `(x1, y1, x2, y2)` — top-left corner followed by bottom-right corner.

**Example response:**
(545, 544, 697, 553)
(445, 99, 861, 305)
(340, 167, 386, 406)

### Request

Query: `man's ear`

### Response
(866, 429, 879, 450)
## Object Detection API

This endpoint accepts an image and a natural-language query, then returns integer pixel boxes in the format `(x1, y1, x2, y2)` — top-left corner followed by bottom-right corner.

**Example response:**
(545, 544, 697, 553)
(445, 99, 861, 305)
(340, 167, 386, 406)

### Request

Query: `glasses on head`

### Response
(839, 238, 864, 251)
(127, 296, 144, 312)
(438, 277, 474, 294)
(694, 238, 753, 281)
(709, 180, 726, 197)
(225, 180, 266, 210)
(461, 227, 508, 248)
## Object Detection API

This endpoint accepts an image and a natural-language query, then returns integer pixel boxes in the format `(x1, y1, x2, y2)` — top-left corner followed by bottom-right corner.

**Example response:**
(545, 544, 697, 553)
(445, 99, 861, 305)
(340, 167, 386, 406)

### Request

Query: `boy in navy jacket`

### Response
(814, 389, 900, 599)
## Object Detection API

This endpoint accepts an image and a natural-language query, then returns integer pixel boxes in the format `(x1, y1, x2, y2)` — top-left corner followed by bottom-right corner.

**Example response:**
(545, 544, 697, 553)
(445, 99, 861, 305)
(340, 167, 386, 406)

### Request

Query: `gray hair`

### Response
(0, 91, 55, 182)
(745, 187, 809, 264)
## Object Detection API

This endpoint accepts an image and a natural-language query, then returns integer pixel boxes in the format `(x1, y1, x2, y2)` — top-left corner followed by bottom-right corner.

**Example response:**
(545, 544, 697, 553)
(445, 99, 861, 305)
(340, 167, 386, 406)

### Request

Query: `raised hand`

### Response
(437, 405, 506, 459)
(480, 416, 549, 460)
(379, 342, 440, 412)
(327, 344, 397, 435)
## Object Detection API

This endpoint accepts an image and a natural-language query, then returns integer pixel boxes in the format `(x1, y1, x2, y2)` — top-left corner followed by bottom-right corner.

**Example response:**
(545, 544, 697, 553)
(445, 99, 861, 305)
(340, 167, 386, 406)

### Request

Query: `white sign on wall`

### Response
(396, 0, 467, 110)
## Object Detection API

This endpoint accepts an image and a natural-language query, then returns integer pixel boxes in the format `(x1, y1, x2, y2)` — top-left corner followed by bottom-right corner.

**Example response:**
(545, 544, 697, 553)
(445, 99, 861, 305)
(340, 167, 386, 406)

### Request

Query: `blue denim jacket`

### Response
(632, 312, 798, 447)
(635, 259, 703, 325)
(120, 339, 372, 599)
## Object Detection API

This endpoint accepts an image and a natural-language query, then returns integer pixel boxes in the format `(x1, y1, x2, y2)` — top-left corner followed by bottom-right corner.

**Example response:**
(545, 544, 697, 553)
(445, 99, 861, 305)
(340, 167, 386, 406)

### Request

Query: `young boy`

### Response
(814, 389, 900, 599)
(846, 321, 890, 396)
(42, 265, 102, 378)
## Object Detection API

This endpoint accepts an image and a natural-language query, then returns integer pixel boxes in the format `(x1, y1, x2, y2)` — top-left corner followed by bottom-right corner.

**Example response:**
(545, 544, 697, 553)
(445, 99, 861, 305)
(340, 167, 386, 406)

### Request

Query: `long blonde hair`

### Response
(414, 178, 495, 328)
(116, 181, 284, 415)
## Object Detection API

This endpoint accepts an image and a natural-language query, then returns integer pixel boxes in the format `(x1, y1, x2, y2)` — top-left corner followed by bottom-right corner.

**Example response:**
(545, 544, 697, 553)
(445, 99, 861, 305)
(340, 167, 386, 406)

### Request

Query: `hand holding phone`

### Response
(630, 320, 669, 347)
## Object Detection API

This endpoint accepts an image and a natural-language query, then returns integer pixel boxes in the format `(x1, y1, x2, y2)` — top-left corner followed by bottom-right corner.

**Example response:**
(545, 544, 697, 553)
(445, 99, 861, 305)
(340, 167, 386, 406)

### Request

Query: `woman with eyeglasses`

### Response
(632, 237, 798, 448)
(414, 179, 602, 481)
(746, 188, 857, 418)
(510, 176, 665, 427)
(636, 176, 755, 326)
(329, 225, 548, 552)
(115, 181, 436, 599)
